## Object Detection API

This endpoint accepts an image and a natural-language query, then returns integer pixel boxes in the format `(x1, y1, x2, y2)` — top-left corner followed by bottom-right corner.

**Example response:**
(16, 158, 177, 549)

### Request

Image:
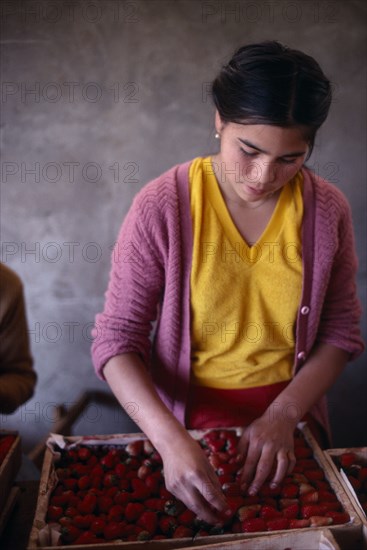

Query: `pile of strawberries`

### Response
(0, 434, 16, 467)
(334, 451, 367, 515)
(45, 429, 350, 545)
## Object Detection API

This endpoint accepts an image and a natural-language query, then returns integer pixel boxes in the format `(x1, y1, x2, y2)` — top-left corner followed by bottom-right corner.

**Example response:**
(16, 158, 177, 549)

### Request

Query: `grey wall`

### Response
(1, 0, 366, 452)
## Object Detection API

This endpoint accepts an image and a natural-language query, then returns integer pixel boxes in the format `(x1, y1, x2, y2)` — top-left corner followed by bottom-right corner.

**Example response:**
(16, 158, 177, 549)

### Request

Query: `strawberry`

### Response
(281, 484, 298, 498)
(130, 477, 150, 500)
(340, 452, 357, 468)
(72, 514, 94, 529)
(283, 503, 299, 519)
(289, 518, 310, 528)
(241, 517, 267, 532)
(300, 491, 319, 503)
(158, 514, 177, 535)
(237, 505, 261, 521)
(259, 505, 282, 520)
(310, 515, 333, 527)
(348, 476, 362, 491)
(266, 518, 290, 531)
(145, 498, 166, 512)
(259, 483, 281, 497)
(322, 501, 342, 511)
(60, 524, 82, 543)
(98, 495, 113, 513)
(359, 467, 367, 482)
(77, 446, 92, 461)
(73, 531, 99, 544)
(291, 473, 308, 484)
(145, 474, 160, 495)
(126, 440, 144, 457)
(279, 498, 298, 509)
(47, 505, 63, 521)
(125, 502, 144, 522)
(305, 469, 324, 481)
(108, 504, 124, 522)
(298, 483, 315, 495)
(318, 490, 338, 502)
(226, 496, 246, 513)
(137, 511, 158, 535)
(104, 521, 125, 540)
(301, 504, 327, 518)
(78, 493, 97, 515)
(177, 509, 196, 526)
(90, 518, 105, 535)
(172, 525, 194, 538)
(326, 511, 350, 524)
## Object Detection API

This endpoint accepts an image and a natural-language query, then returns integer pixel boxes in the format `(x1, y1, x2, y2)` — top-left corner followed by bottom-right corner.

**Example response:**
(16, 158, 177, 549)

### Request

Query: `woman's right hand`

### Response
(159, 432, 230, 525)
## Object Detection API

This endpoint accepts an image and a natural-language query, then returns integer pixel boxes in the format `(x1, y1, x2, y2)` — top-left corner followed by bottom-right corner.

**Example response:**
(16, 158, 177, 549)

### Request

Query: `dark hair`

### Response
(212, 41, 332, 158)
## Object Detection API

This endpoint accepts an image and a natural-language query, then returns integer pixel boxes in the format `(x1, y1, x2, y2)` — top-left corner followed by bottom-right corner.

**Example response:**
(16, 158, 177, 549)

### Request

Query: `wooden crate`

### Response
(323, 447, 367, 522)
(27, 426, 362, 549)
(182, 527, 341, 549)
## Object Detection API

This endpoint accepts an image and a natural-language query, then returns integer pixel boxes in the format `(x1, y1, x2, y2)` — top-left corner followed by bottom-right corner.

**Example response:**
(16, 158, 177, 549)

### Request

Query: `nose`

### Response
(247, 160, 277, 187)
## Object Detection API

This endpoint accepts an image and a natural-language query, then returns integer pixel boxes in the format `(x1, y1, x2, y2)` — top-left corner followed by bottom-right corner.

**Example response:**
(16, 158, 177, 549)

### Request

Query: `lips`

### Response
(246, 185, 266, 196)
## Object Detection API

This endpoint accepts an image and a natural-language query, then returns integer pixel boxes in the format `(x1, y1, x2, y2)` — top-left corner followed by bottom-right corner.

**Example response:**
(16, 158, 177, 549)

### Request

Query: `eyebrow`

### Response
(238, 138, 306, 157)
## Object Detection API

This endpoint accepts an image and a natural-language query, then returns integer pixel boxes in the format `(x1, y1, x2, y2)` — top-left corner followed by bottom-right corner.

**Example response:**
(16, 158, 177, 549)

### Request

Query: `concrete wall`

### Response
(1, 0, 366, 452)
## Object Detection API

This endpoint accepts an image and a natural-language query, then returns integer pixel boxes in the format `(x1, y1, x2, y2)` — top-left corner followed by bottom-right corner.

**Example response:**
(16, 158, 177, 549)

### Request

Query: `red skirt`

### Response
(186, 382, 328, 448)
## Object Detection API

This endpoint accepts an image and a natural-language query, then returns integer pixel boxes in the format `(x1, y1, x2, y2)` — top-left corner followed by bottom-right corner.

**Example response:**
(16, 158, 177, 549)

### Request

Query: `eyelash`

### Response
(240, 149, 297, 164)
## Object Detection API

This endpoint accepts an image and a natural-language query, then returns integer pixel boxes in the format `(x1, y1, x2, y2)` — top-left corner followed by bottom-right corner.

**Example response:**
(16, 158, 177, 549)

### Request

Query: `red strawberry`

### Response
(318, 490, 338, 502)
(340, 452, 357, 468)
(145, 474, 160, 495)
(326, 511, 350, 525)
(348, 476, 362, 491)
(108, 504, 124, 522)
(301, 504, 327, 518)
(359, 467, 367, 482)
(259, 505, 282, 520)
(61, 524, 82, 543)
(125, 502, 144, 522)
(78, 493, 97, 515)
(145, 498, 166, 512)
(283, 503, 299, 519)
(77, 446, 91, 461)
(310, 516, 333, 527)
(281, 484, 298, 498)
(137, 511, 158, 535)
(259, 483, 281, 497)
(279, 498, 298, 509)
(172, 525, 194, 538)
(72, 514, 94, 529)
(130, 477, 150, 500)
(104, 521, 125, 540)
(289, 519, 310, 528)
(299, 483, 315, 495)
(158, 514, 177, 535)
(300, 491, 319, 503)
(226, 496, 246, 513)
(237, 505, 261, 521)
(126, 440, 144, 457)
(322, 501, 342, 511)
(177, 509, 196, 527)
(266, 518, 290, 531)
(90, 518, 105, 535)
(98, 495, 113, 513)
(73, 531, 99, 544)
(241, 517, 267, 532)
(47, 505, 63, 521)
(305, 469, 324, 481)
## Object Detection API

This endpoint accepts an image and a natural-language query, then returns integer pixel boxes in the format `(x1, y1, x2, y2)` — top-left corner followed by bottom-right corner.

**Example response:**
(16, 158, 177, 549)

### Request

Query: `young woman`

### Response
(92, 41, 364, 524)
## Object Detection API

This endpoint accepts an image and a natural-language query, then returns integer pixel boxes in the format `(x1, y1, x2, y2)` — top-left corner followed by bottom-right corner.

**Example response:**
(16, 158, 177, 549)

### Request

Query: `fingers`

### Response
(240, 442, 295, 495)
(242, 443, 274, 495)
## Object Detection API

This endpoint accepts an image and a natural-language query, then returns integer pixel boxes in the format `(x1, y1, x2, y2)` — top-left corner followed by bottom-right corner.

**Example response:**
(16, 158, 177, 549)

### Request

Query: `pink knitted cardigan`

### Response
(92, 160, 364, 438)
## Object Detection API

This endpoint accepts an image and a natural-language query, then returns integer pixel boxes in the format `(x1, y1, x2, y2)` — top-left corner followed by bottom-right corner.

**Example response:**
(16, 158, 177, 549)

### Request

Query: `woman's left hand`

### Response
(238, 414, 296, 495)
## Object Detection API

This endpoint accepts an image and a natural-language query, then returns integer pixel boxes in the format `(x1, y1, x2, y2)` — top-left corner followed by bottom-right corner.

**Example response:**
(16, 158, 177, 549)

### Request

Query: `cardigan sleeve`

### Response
(316, 196, 364, 360)
(0, 265, 37, 414)
(91, 191, 165, 380)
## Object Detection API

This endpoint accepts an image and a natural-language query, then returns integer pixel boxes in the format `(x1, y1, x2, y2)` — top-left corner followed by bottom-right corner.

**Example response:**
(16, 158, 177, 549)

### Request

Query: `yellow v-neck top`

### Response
(189, 156, 303, 389)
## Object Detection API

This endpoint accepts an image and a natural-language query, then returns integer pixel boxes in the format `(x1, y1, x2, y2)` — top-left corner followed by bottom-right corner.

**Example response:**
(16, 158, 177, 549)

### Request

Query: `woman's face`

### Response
(214, 113, 310, 205)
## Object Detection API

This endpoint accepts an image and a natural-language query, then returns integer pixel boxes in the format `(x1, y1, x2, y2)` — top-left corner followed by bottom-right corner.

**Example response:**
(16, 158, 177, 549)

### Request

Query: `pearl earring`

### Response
(215, 132, 220, 139)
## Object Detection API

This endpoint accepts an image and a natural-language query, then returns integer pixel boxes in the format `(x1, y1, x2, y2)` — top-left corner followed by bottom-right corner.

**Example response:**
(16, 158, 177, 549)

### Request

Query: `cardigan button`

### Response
(301, 306, 310, 315)
(297, 351, 307, 361)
